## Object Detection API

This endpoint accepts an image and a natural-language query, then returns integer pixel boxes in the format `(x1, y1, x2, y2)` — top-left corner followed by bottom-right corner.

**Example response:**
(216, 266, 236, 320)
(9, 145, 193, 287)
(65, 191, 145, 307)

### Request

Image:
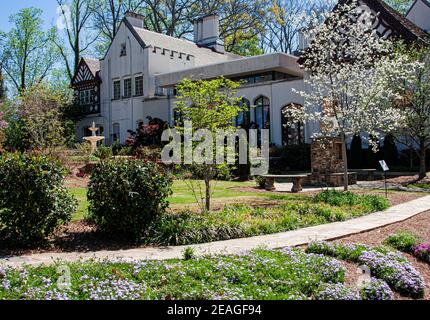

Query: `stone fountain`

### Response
(83, 122, 105, 153)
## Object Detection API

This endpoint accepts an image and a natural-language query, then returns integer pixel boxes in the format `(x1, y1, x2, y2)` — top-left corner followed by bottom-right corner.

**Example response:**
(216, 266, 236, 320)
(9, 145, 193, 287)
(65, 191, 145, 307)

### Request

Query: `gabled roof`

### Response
(124, 19, 241, 66)
(71, 57, 101, 86)
(83, 58, 100, 77)
(357, 0, 428, 41)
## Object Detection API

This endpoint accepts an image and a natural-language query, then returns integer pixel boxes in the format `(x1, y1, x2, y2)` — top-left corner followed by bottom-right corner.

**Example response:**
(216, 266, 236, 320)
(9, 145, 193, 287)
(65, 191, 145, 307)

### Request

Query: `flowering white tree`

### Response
(393, 46, 430, 179)
(291, 0, 419, 190)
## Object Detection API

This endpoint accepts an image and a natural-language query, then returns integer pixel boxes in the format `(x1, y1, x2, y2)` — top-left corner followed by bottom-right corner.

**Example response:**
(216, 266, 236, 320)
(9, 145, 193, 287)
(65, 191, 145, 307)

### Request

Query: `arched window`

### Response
(235, 98, 251, 128)
(282, 104, 304, 146)
(254, 96, 270, 130)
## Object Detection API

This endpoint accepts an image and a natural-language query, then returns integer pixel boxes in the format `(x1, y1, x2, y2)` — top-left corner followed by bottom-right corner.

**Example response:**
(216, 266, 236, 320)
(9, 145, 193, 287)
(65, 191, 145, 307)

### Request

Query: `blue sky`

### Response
(0, 0, 59, 31)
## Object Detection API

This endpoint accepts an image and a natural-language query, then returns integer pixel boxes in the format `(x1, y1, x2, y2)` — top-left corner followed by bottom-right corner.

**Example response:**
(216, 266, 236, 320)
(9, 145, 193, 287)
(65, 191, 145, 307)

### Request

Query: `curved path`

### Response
(2, 195, 430, 268)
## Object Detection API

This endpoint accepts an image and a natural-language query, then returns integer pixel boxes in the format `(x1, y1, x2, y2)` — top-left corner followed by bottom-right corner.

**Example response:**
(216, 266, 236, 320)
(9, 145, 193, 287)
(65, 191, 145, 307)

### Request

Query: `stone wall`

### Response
(306, 137, 357, 187)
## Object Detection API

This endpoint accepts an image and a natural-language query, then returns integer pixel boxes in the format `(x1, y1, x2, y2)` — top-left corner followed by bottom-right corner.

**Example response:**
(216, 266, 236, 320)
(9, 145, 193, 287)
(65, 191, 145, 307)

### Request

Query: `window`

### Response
(120, 43, 127, 57)
(282, 104, 305, 146)
(235, 99, 251, 128)
(113, 123, 120, 142)
(79, 90, 91, 105)
(113, 80, 121, 100)
(254, 96, 270, 130)
(135, 76, 143, 96)
(124, 78, 132, 98)
(155, 87, 165, 96)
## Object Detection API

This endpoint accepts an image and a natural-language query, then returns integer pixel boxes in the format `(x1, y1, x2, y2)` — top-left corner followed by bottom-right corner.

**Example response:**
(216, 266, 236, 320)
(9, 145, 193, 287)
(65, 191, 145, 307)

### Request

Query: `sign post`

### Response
(379, 160, 389, 198)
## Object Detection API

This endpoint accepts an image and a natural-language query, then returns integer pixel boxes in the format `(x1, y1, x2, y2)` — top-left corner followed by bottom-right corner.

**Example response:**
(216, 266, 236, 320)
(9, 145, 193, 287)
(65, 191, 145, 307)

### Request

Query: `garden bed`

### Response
(0, 191, 390, 256)
(0, 248, 356, 300)
(329, 210, 430, 300)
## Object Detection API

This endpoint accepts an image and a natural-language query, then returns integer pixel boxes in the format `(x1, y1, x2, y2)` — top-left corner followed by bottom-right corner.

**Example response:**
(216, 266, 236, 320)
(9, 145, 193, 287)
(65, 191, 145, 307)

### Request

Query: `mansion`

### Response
(72, 0, 430, 148)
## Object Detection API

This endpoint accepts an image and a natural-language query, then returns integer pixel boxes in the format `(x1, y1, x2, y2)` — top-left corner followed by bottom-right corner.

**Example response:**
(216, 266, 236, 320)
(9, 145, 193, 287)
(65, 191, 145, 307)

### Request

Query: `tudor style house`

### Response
(71, 0, 430, 147)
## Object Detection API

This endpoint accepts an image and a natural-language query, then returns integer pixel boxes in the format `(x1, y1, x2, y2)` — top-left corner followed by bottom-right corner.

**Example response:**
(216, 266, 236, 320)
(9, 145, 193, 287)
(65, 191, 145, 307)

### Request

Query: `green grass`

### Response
(67, 186, 389, 245)
(67, 180, 306, 221)
(0, 248, 345, 300)
(169, 180, 271, 204)
(69, 188, 89, 222)
(147, 195, 387, 245)
(408, 183, 430, 190)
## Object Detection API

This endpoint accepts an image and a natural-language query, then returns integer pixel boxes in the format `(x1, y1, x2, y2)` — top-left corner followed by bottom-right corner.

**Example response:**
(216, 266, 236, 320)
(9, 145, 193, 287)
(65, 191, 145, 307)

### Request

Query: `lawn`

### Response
(69, 187, 89, 222)
(68, 180, 306, 221)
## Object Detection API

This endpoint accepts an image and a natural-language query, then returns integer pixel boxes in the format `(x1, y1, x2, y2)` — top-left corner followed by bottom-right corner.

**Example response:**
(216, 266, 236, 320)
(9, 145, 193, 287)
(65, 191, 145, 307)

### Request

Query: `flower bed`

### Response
(306, 241, 425, 298)
(0, 249, 346, 300)
(412, 242, 430, 263)
(384, 231, 430, 264)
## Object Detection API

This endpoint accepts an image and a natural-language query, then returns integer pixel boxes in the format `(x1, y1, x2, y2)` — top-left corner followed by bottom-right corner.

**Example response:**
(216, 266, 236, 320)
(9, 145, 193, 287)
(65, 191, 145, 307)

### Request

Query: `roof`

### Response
(367, 0, 429, 41)
(82, 58, 100, 77)
(298, 0, 429, 65)
(155, 53, 303, 88)
(129, 24, 242, 66)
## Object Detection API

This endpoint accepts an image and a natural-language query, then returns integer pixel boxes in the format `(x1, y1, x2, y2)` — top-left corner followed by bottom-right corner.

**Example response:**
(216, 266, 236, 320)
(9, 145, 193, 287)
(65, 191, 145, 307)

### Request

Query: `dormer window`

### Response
(120, 43, 127, 57)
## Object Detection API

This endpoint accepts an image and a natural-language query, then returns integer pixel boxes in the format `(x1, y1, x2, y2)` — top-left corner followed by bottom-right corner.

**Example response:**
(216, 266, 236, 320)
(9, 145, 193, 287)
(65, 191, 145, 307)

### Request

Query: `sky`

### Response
(0, 0, 59, 31)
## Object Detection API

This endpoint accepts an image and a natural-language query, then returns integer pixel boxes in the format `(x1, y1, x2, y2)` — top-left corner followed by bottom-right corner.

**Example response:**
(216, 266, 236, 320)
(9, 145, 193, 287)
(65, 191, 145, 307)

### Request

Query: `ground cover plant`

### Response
(384, 231, 430, 264)
(0, 248, 347, 300)
(408, 183, 430, 190)
(147, 193, 389, 246)
(312, 190, 390, 212)
(306, 241, 425, 298)
(384, 231, 420, 253)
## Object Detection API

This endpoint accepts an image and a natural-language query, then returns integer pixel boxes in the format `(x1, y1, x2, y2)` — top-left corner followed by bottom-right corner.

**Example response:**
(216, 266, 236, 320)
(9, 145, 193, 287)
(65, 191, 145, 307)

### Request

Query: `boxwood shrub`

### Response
(87, 159, 172, 240)
(0, 152, 77, 244)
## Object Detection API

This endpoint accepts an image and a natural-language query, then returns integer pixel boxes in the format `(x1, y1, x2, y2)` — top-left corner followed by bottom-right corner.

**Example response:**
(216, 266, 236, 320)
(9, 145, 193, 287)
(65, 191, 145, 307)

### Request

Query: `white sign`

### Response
(379, 160, 389, 172)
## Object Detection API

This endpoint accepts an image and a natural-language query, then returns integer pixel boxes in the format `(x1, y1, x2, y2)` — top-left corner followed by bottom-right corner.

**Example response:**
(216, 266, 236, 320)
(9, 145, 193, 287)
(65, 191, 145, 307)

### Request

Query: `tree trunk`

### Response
(204, 175, 211, 212)
(341, 133, 349, 191)
(419, 139, 427, 180)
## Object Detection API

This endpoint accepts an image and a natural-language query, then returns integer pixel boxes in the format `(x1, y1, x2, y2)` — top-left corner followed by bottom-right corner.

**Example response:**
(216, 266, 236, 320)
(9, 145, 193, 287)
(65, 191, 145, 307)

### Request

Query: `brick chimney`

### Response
(125, 11, 144, 28)
(193, 14, 225, 54)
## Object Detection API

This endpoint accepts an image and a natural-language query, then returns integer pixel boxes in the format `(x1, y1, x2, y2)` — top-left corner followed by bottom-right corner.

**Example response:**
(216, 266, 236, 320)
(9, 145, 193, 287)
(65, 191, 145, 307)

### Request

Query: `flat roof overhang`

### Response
(154, 52, 304, 88)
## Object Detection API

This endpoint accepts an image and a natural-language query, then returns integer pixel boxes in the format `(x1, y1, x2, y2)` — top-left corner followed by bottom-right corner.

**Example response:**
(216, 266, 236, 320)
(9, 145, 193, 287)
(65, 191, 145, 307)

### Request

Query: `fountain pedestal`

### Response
(83, 122, 105, 153)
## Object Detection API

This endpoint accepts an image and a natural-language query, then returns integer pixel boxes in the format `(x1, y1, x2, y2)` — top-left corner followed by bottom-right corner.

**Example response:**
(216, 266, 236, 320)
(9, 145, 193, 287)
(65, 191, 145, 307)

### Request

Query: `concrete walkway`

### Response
(2, 195, 430, 268)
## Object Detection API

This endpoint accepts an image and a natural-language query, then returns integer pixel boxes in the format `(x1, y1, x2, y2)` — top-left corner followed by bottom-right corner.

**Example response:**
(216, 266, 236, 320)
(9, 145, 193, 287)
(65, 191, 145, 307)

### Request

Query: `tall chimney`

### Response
(125, 11, 144, 28)
(193, 14, 224, 54)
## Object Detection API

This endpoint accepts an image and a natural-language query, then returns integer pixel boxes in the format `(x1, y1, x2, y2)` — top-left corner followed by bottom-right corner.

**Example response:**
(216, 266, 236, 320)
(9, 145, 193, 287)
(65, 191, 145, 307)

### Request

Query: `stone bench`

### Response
(349, 169, 377, 181)
(262, 174, 311, 193)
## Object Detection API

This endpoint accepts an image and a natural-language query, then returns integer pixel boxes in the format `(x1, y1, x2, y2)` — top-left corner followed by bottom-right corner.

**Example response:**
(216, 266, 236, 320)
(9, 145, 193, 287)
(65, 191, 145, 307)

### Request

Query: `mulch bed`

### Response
(333, 210, 430, 300)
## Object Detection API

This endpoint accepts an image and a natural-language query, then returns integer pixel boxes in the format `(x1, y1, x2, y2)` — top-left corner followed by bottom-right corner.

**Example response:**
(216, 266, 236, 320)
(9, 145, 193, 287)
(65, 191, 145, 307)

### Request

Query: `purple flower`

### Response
(412, 242, 430, 263)
(315, 283, 360, 300)
(360, 278, 394, 300)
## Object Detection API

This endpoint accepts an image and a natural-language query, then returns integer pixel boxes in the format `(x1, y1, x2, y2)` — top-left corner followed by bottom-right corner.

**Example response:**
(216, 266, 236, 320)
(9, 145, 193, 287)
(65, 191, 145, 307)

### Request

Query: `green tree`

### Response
(0, 8, 59, 94)
(14, 84, 67, 153)
(175, 77, 244, 212)
(394, 46, 430, 179)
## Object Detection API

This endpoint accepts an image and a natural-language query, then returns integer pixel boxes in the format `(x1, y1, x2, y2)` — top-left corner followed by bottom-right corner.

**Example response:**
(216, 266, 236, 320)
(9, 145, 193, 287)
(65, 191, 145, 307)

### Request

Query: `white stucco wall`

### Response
(407, 0, 430, 32)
